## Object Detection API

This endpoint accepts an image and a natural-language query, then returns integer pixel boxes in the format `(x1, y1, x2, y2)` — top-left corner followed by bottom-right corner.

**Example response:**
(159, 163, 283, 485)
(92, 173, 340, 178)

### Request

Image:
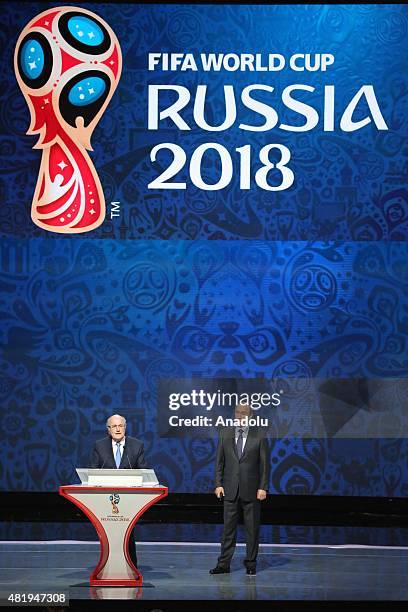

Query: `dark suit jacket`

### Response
(89, 436, 148, 470)
(215, 426, 270, 501)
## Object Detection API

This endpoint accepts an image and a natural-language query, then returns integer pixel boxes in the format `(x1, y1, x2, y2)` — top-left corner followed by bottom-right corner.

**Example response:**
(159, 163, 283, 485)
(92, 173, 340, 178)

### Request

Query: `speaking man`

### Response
(210, 403, 269, 576)
(89, 413, 147, 567)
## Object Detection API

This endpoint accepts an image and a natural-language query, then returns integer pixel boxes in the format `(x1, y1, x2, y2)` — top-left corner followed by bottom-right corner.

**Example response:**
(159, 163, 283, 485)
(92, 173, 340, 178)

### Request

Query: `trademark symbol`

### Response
(110, 201, 120, 218)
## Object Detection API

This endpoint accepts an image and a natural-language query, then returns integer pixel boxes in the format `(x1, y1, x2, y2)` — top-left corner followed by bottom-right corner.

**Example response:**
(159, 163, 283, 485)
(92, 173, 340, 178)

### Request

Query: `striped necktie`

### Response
(236, 429, 244, 459)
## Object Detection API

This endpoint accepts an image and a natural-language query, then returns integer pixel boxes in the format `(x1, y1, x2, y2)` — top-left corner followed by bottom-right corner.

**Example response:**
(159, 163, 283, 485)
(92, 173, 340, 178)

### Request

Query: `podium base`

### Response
(90, 578, 142, 587)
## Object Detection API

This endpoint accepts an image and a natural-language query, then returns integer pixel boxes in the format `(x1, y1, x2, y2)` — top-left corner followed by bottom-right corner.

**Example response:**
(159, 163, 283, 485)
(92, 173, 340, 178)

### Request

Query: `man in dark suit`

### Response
(89, 413, 147, 568)
(210, 403, 269, 576)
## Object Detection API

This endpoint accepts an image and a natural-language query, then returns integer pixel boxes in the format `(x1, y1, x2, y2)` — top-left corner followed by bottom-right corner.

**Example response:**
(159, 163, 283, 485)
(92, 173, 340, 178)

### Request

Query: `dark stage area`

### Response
(2, 492, 408, 526)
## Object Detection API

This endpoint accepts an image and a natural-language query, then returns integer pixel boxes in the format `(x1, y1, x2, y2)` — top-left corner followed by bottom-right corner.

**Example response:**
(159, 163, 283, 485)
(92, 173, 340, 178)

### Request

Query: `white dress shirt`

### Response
(235, 425, 249, 452)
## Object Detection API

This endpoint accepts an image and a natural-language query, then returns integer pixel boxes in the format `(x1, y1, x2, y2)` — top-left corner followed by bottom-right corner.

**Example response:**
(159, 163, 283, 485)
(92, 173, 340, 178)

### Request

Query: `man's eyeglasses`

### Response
(108, 424, 125, 429)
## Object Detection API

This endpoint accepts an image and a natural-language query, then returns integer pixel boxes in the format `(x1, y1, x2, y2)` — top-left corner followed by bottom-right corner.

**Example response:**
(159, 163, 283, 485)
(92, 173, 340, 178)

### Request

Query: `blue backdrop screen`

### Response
(0, 3, 407, 495)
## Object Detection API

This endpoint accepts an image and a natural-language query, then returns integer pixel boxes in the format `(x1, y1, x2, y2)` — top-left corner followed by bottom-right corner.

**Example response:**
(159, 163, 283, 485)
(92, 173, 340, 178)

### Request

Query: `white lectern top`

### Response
(76, 468, 159, 487)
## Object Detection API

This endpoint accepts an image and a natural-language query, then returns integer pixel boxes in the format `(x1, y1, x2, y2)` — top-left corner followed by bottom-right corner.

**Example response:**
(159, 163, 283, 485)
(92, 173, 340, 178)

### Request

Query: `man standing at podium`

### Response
(210, 403, 269, 576)
(89, 413, 147, 567)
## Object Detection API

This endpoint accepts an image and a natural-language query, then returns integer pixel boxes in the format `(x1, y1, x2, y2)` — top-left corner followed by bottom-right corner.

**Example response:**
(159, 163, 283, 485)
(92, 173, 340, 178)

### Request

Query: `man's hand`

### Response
(257, 489, 267, 501)
(215, 487, 225, 498)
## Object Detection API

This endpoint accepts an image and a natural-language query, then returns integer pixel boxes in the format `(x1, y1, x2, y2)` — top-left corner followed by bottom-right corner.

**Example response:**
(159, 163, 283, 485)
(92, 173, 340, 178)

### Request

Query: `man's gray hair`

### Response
(106, 414, 127, 427)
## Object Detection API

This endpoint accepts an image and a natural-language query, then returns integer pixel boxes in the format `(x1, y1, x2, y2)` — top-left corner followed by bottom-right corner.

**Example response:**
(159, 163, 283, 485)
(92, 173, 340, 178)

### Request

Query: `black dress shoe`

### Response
(246, 568, 256, 575)
(209, 566, 230, 574)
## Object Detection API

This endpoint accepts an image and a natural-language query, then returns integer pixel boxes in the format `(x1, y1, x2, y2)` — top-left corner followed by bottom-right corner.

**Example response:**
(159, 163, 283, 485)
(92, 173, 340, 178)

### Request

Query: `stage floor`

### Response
(0, 541, 408, 606)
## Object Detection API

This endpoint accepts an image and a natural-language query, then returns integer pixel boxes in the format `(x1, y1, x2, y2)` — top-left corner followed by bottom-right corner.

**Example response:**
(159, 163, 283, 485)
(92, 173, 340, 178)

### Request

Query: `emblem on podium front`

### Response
(109, 493, 120, 514)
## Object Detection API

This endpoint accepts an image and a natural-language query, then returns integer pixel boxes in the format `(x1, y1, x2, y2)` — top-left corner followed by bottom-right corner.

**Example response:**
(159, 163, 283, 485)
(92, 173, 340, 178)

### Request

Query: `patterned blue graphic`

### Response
(0, 4, 407, 495)
(0, 238, 407, 494)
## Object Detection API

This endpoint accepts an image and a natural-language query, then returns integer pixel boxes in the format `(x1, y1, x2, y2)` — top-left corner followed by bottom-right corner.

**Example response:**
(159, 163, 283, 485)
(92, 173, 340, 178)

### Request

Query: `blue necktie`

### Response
(236, 429, 244, 459)
(115, 442, 121, 468)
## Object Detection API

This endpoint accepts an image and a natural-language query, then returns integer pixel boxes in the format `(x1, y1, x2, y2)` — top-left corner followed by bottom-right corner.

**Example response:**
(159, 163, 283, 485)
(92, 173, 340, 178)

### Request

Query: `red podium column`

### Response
(59, 485, 168, 586)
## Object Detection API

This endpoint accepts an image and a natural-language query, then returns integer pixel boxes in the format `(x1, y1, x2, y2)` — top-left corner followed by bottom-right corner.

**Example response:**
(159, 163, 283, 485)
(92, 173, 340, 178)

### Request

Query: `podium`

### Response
(59, 470, 167, 587)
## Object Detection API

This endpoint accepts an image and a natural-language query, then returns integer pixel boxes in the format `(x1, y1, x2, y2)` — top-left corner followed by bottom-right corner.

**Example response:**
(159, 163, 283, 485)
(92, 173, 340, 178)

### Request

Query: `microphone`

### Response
(125, 449, 133, 469)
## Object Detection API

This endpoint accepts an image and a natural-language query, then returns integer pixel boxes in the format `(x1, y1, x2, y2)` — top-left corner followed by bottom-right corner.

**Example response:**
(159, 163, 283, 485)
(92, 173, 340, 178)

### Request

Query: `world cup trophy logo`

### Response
(109, 493, 120, 514)
(14, 7, 122, 233)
